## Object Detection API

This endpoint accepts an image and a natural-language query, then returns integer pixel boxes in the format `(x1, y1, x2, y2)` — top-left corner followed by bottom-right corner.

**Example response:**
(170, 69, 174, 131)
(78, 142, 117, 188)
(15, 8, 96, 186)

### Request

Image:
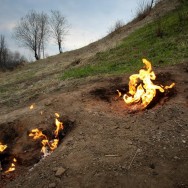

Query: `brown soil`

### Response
(0, 0, 187, 187)
(0, 62, 188, 188)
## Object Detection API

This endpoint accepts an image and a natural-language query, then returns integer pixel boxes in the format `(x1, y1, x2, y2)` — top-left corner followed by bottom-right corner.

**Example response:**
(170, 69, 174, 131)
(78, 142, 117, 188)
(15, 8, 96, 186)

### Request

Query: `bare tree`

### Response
(13, 10, 49, 60)
(0, 35, 27, 71)
(49, 10, 68, 53)
(38, 12, 49, 59)
(0, 35, 8, 69)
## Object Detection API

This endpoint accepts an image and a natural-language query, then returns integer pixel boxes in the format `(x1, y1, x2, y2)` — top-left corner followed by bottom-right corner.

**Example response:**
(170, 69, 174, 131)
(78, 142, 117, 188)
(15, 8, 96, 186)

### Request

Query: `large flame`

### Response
(29, 113, 63, 156)
(120, 59, 175, 109)
(0, 142, 7, 152)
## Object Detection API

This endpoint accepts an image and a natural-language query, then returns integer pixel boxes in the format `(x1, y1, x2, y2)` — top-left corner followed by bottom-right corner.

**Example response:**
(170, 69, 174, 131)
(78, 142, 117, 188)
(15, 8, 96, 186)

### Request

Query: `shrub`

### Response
(134, 0, 154, 21)
(154, 14, 164, 38)
(108, 20, 124, 34)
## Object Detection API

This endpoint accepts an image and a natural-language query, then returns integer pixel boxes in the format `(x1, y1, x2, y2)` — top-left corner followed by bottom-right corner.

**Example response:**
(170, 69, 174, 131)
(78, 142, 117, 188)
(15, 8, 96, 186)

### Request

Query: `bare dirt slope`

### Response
(0, 62, 188, 188)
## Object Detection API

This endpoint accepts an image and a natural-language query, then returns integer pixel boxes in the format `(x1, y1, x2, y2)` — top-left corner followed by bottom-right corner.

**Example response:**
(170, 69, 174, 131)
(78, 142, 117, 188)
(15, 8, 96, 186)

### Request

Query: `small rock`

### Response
(182, 140, 186, 144)
(125, 125, 130, 129)
(127, 141, 133, 145)
(49, 183, 56, 188)
(55, 167, 66, 177)
(174, 156, 180, 160)
(45, 100, 52, 106)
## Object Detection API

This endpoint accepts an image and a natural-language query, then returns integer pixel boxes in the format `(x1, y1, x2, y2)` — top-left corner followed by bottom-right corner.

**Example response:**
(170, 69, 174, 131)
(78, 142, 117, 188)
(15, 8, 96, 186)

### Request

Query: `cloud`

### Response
(0, 0, 141, 59)
(0, 22, 16, 31)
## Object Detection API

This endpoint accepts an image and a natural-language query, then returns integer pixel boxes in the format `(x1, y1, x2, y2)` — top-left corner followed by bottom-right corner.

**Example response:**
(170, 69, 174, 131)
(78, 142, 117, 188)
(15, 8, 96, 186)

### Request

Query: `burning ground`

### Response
(0, 62, 187, 188)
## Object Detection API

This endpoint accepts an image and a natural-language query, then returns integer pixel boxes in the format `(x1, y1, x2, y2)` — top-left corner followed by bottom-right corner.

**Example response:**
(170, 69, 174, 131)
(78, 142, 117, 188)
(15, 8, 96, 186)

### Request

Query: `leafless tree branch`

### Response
(49, 10, 69, 53)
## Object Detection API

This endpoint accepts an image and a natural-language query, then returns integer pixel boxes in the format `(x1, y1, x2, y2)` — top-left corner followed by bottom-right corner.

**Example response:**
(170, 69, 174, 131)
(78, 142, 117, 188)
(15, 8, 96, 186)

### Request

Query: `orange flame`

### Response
(122, 59, 175, 109)
(29, 128, 50, 156)
(54, 114, 63, 138)
(29, 113, 64, 156)
(0, 142, 7, 152)
(5, 158, 17, 173)
(29, 104, 34, 110)
(29, 128, 47, 140)
(49, 139, 59, 151)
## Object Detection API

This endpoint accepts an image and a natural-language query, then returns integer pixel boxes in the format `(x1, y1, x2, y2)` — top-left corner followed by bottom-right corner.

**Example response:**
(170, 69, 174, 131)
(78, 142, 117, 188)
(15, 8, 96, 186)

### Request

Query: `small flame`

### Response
(54, 117, 63, 138)
(29, 129, 50, 156)
(29, 113, 64, 156)
(30, 104, 34, 110)
(0, 142, 7, 152)
(29, 128, 47, 140)
(121, 59, 175, 109)
(5, 158, 17, 173)
(50, 139, 59, 151)
(55, 113, 60, 118)
(117, 90, 122, 97)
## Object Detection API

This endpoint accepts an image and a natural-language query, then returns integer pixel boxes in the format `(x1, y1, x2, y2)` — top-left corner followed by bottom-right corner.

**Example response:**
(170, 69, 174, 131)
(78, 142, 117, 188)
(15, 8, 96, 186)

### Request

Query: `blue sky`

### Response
(0, 0, 149, 60)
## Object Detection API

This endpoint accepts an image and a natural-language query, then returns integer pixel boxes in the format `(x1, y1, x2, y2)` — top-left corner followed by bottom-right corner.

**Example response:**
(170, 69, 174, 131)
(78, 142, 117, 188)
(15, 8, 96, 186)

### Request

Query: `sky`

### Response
(0, 0, 150, 60)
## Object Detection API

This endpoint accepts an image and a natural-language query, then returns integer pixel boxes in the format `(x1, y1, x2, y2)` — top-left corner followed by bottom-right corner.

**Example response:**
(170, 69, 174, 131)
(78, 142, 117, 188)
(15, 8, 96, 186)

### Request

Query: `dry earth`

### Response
(0, 0, 187, 187)
(0, 62, 188, 188)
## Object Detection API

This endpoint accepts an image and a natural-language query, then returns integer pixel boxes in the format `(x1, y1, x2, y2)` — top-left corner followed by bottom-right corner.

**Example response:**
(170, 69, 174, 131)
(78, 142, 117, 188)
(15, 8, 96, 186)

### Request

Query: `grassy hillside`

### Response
(0, 0, 187, 112)
(62, 1, 188, 80)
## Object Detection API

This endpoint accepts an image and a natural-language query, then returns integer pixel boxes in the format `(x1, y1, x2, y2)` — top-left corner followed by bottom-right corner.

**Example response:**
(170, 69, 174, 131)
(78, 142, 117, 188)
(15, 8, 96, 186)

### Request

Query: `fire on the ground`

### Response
(118, 59, 175, 109)
(0, 143, 17, 173)
(29, 113, 64, 156)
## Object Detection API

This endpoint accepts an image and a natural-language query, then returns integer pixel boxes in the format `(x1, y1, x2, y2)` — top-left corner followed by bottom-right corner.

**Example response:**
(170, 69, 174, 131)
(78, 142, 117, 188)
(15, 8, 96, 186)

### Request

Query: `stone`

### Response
(127, 141, 133, 145)
(55, 167, 66, 177)
(125, 125, 130, 129)
(45, 100, 52, 106)
(182, 140, 186, 144)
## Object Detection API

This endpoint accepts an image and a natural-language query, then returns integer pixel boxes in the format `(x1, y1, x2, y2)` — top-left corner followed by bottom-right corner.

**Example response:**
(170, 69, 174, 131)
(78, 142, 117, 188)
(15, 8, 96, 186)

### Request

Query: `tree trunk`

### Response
(35, 52, 39, 60)
(58, 41, 62, 53)
(150, 0, 154, 10)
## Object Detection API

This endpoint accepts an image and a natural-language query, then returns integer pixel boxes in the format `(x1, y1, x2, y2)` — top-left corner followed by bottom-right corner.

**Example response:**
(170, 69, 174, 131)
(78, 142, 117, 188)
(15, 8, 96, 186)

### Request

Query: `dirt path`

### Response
(0, 62, 187, 188)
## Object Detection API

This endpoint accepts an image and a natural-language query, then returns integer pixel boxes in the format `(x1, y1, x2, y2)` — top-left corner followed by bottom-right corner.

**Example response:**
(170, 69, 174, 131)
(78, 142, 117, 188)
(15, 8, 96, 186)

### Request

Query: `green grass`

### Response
(61, 2, 188, 80)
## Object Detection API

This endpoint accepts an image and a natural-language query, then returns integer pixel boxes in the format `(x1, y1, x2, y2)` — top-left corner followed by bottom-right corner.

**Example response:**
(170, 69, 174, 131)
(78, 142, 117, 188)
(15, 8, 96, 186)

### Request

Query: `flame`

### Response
(29, 113, 64, 156)
(0, 142, 7, 152)
(49, 139, 59, 151)
(5, 158, 17, 173)
(117, 90, 122, 97)
(121, 59, 175, 109)
(29, 128, 47, 140)
(55, 113, 60, 118)
(0, 143, 17, 173)
(29, 128, 50, 156)
(54, 117, 63, 138)
(30, 104, 34, 109)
